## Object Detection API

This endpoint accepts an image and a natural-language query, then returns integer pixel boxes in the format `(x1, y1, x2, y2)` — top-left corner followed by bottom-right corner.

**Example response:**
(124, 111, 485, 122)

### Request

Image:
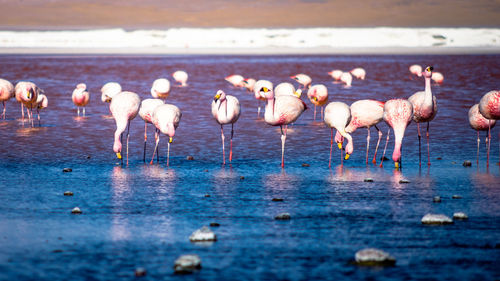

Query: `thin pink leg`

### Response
(280, 125, 287, 168)
(372, 126, 382, 164)
(313, 105, 317, 121)
(21, 104, 24, 121)
(476, 131, 480, 165)
(340, 136, 344, 167)
(126, 121, 130, 166)
(150, 130, 159, 165)
(329, 128, 333, 168)
(417, 123, 421, 166)
(365, 127, 371, 165)
(426, 122, 431, 166)
(487, 121, 491, 168)
(143, 122, 147, 162)
(221, 125, 226, 165)
(380, 129, 390, 167)
(2, 101, 5, 119)
(321, 106, 324, 121)
(229, 123, 234, 162)
(167, 142, 170, 167)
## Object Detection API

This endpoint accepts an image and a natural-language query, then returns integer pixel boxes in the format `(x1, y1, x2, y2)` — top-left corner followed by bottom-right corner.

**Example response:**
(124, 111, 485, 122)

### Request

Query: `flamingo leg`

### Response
(313, 105, 317, 121)
(329, 128, 333, 168)
(150, 133, 159, 165)
(487, 121, 491, 168)
(280, 125, 287, 168)
(257, 100, 261, 118)
(126, 120, 130, 166)
(120, 133, 124, 166)
(30, 105, 34, 127)
(77, 107, 80, 116)
(476, 131, 480, 165)
(143, 122, 147, 163)
(380, 129, 390, 167)
(167, 141, 170, 167)
(321, 106, 324, 121)
(21, 104, 24, 121)
(372, 125, 382, 164)
(417, 123, 421, 166)
(2, 101, 6, 119)
(340, 136, 344, 167)
(229, 123, 234, 162)
(156, 129, 160, 163)
(366, 127, 371, 165)
(221, 125, 226, 165)
(83, 107, 86, 117)
(426, 122, 431, 166)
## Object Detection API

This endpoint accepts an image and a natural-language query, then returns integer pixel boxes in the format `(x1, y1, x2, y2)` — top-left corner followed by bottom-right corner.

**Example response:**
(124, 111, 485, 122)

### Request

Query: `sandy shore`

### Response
(1, 46, 499, 55)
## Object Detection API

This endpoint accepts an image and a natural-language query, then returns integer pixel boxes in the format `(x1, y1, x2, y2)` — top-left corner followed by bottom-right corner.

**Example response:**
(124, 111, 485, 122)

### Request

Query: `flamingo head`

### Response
(26, 87, 35, 100)
(294, 89, 302, 98)
(423, 66, 433, 78)
(113, 140, 122, 159)
(259, 86, 274, 100)
(214, 90, 226, 102)
(76, 83, 87, 90)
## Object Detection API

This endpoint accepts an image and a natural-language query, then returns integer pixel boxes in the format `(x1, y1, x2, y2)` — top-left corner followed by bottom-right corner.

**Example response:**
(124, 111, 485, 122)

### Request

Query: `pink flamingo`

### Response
(212, 90, 241, 164)
(33, 93, 48, 125)
(307, 84, 328, 121)
(478, 90, 500, 167)
(225, 75, 244, 88)
(431, 72, 444, 84)
(242, 78, 256, 93)
(72, 83, 90, 116)
(0, 78, 14, 119)
(350, 68, 366, 80)
(254, 80, 273, 118)
(139, 98, 164, 162)
(468, 104, 497, 165)
(110, 91, 141, 166)
(15, 81, 42, 126)
(409, 64, 422, 78)
(340, 100, 385, 165)
(382, 99, 413, 169)
(258, 85, 306, 168)
(151, 78, 171, 100)
(291, 73, 312, 90)
(408, 66, 437, 166)
(340, 72, 352, 88)
(150, 104, 182, 167)
(324, 102, 352, 168)
(172, 70, 188, 87)
(101, 82, 121, 103)
(328, 70, 343, 83)
(274, 82, 301, 98)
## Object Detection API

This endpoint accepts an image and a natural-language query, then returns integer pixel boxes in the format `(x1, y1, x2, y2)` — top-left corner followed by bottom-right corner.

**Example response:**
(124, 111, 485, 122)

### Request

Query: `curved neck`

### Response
(265, 97, 276, 123)
(424, 76, 433, 104)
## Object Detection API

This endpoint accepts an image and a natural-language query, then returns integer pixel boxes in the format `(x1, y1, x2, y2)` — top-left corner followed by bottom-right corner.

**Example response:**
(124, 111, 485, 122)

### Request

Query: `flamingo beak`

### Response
(27, 91, 31, 99)
(214, 93, 221, 102)
(169, 137, 173, 143)
(345, 153, 350, 160)
(294, 89, 302, 98)
(395, 162, 400, 169)
(116, 152, 122, 159)
(337, 142, 343, 149)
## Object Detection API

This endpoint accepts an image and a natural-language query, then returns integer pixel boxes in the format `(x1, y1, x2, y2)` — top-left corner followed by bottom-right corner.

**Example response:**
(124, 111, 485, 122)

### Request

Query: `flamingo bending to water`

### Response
(307, 84, 328, 121)
(431, 72, 444, 84)
(274, 82, 301, 98)
(15, 81, 41, 126)
(225, 75, 244, 88)
(382, 99, 413, 169)
(328, 70, 343, 83)
(409, 64, 422, 78)
(340, 72, 352, 88)
(324, 102, 351, 168)
(151, 78, 171, 100)
(151, 104, 182, 167)
(110, 91, 141, 166)
(212, 90, 241, 164)
(478, 90, 500, 167)
(350, 68, 366, 80)
(469, 104, 497, 165)
(101, 82, 121, 103)
(0, 78, 14, 119)
(291, 73, 312, 90)
(172, 70, 188, 87)
(34, 93, 48, 122)
(242, 78, 256, 93)
(139, 98, 165, 162)
(72, 83, 90, 116)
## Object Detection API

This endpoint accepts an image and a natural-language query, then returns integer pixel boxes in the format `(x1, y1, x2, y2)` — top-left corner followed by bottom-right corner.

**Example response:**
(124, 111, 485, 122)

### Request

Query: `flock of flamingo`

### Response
(0, 66, 499, 169)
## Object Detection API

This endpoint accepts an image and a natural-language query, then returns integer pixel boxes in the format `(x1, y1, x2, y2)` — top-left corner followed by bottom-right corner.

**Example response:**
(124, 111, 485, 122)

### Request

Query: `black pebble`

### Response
(209, 222, 220, 227)
(272, 198, 284, 202)
(462, 160, 472, 167)
(301, 163, 310, 167)
(63, 168, 72, 173)
(186, 156, 194, 160)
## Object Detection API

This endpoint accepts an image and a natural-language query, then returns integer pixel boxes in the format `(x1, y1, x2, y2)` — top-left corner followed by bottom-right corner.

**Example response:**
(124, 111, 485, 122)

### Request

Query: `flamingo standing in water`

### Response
(258, 85, 306, 168)
(350, 68, 366, 80)
(469, 104, 497, 165)
(0, 78, 14, 119)
(72, 83, 90, 116)
(101, 82, 121, 103)
(139, 98, 164, 162)
(242, 78, 256, 93)
(34, 93, 48, 123)
(431, 72, 444, 84)
(15, 81, 41, 126)
(382, 99, 413, 169)
(328, 70, 343, 83)
(225, 75, 244, 88)
(212, 90, 241, 164)
(324, 102, 351, 167)
(408, 66, 437, 166)
(409, 64, 422, 78)
(274, 82, 301, 98)
(307, 84, 328, 121)
(291, 73, 312, 90)
(151, 104, 182, 167)
(254, 80, 273, 118)
(110, 91, 141, 166)
(151, 78, 171, 100)
(340, 72, 352, 88)
(478, 90, 500, 167)
(172, 70, 188, 87)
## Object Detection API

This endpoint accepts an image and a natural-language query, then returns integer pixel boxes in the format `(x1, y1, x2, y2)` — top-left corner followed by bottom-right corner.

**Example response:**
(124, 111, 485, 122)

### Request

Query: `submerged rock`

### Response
(364, 178, 374, 182)
(209, 222, 220, 227)
(354, 248, 396, 266)
(174, 254, 201, 274)
(62, 168, 72, 173)
(63, 191, 74, 196)
(399, 179, 410, 184)
(452, 195, 462, 199)
(272, 198, 284, 202)
(186, 155, 194, 160)
(421, 214, 453, 225)
(275, 213, 291, 220)
(462, 160, 472, 167)
(135, 267, 147, 277)
(189, 226, 217, 242)
(71, 207, 82, 214)
(453, 212, 468, 220)
(301, 163, 310, 167)
(240, 176, 245, 180)
(433, 196, 441, 203)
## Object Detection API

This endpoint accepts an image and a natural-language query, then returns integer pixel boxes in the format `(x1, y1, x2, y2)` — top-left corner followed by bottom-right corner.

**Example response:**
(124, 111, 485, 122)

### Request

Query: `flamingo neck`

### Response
(219, 98, 228, 120)
(392, 126, 405, 162)
(265, 97, 276, 123)
(424, 76, 433, 104)
(340, 131, 353, 154)
(167, 123, 176, 138)
(113, 119, 127, 153)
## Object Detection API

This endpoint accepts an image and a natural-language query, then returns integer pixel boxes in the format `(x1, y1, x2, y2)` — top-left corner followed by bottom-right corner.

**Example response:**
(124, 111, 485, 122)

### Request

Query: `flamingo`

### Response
(258, 85, 306, 168)
(34, 93, 48, 124)
(212, 90, 241, 164)
(468, 104, 497, 165)
(101, 82, 121, 103)
(478, 90, 500, 167)
(324, 102, 352, 168)
(274, 82, 301, 98)
(382, 99, 413, 169)
(254, 80, 273, 118)
(0, 78, 14, 119)
(242, 78, 256, 93)
(340, 72, 352, 88)
(139, 98, 165, 162)
(340, 100, 385, 165)
(431, 72, 444, 84)
(72, 83, 90, 116)
(328, 70, 343, 83)
(15, 81, 42, 126)
(151, 104, 182, 167)
(307, 84, 328, 121)
(409, 64, 422, 78)
(172, 70, 188, 87)
(151, 78, 171, 100)
(350, 68, 366, 80)
(291, 73, 312, 90)
(110, 91, 141, 166)
(408, 66, 437, 166)
(225, 75, 244, 88)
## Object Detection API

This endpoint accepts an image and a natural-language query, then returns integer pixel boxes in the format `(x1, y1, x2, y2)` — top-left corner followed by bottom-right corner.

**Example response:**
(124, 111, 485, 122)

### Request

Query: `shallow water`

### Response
(0, 54, 499, 280)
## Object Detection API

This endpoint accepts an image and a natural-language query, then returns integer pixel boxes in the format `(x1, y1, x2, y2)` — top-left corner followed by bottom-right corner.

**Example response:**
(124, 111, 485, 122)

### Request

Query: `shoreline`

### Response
(1, 46, 499, 55)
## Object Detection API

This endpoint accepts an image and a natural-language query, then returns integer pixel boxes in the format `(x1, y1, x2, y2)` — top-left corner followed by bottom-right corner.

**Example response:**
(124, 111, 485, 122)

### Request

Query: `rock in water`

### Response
(189, 226, 217, 242)
(354, 248, 396, 266)
(275, 213, 291, 220)
(433, 196, 441, 203)
(421, 214, 453, 224)
(174, 255, 201, 274)
(63, 191, 74, 196)
(364, 178, 374, 182)
(71, 207, 82, 214)
(399, 179, 410, 184)
(462, 160, 472, 167)
(135, 267, 147, 277)
(63, 168, 72, 173)
(453, 212, 468, 220)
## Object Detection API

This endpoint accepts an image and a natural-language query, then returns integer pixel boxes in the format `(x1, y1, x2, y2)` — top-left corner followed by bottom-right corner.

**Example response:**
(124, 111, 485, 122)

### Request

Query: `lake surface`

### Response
(0, 54, 499, 280)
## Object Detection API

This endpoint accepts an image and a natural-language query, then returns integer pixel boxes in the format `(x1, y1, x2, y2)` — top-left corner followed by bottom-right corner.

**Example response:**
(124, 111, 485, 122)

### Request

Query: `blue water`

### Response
(0, 54, 499, 280)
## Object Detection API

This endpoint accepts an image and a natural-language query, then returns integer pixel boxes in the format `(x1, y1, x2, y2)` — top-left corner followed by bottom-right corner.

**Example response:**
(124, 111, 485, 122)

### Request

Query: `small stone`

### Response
(453, 212, 468, 220)
(189, 226, 217, 242)
(436, 157, 442, 160)
(354, 248, 396, 266)
(71, 207, 82, 214)
(452, 195, 462, 199)
(301, 163, 310, 167)
(209, 222, 220, 227)
(399, 179, 410, 184)
(86, 155, 91, 159)
(174, 255, 201, 274)
(275, 213, 291, 220)
(433, 196, 441, 203)
(421, 214, 453, 225)
(240, 176, 245, 180)
(272, 198, 284, 202)
(204, 194, 210, 198)
(462, 160, 472, 167)
(186, 155, 194, 160)
(63, 191, 74, 196)
(62, 168, 72, 173)
(135, 267, 147, 277)
(364, 178, 374, 182)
